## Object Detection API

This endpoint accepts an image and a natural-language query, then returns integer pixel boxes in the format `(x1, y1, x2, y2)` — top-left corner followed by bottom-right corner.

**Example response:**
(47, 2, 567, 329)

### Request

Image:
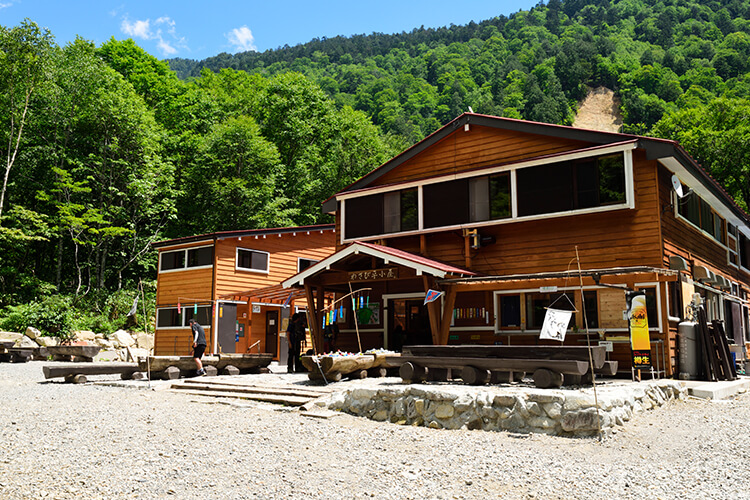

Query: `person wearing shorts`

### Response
(189, 318, 207, 376)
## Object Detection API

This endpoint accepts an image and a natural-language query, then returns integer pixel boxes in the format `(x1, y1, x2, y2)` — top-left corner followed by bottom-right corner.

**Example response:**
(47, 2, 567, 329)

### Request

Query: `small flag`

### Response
(194, 303, 198, 314)
(177, 302, 181, 314)
(283, 292, 293, 306)
(424, 289, 444, 304)
(127, 295, 139, 317)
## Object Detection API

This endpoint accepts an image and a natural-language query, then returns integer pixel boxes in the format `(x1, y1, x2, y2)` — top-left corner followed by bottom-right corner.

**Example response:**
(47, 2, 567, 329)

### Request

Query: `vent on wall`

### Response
(693, 265, 718, 285)
(668, 255, 689, 271)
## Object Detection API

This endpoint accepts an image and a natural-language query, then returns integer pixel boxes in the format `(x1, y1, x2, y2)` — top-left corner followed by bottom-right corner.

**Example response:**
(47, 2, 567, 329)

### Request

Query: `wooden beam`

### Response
(422, 275, 441, 345)
(315, 285, 325, 353)
(439, 286, 457, 345)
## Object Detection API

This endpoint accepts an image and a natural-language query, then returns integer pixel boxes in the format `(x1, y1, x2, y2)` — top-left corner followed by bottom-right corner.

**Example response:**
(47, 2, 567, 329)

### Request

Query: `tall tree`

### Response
(0, 20, 54, 225)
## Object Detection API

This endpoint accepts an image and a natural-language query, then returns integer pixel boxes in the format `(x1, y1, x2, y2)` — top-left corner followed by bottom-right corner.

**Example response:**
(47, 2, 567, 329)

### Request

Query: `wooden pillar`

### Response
(422, 275, 441, 345)
(316, 285, 326, 353)
(440, 286, 457, 345)
(304, 284, 321, 354)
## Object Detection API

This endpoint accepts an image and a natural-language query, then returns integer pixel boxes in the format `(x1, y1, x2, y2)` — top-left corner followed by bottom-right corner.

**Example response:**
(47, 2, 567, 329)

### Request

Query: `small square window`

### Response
(237, 249, 269, 272)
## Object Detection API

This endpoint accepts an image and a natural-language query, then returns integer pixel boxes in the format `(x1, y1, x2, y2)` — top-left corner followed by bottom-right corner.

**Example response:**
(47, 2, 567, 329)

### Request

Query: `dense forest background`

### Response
(2, 0, 750, 335)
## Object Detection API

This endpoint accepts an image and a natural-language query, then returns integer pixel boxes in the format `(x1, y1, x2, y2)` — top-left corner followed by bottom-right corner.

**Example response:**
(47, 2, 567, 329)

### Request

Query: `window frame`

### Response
(156, 305, 213, 330)
(340, 146, 635, 243)
(297, 257, 318, 273)
(158, 244, 214, 274)
(236, 247, 270, 274)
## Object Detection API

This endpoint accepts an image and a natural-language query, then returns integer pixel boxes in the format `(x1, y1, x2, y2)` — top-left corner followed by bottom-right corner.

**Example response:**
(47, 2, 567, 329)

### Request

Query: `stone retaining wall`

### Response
(322, 380, 686, 437)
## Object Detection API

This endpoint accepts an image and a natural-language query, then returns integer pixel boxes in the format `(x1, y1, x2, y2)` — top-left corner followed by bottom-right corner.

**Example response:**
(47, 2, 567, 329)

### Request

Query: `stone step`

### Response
(175, 380, 331, 399)
(170, 388, 312, 406)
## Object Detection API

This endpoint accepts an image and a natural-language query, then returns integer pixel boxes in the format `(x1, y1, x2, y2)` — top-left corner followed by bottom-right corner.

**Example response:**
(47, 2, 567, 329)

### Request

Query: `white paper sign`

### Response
(539, 308, 572, 341)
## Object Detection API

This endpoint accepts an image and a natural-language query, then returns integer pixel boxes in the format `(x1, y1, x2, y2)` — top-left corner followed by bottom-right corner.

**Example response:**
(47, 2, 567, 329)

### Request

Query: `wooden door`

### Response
(266, 310, 279, 359)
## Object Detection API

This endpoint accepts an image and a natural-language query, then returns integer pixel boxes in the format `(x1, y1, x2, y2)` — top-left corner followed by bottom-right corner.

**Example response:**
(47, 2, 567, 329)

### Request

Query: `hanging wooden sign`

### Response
(349, 268, 399, 282)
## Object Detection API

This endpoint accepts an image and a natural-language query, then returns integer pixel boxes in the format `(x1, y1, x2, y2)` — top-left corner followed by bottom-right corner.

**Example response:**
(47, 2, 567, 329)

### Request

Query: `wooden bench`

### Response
(0, 347, 34, 363)
(42, 362, 144, 384)
(387, 345, 609, 388)
(45, 345, 102, 362)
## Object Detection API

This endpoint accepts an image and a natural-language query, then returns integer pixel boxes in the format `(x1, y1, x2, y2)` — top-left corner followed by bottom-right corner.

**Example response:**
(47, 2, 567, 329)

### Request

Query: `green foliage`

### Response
(0, 295, 75, 339)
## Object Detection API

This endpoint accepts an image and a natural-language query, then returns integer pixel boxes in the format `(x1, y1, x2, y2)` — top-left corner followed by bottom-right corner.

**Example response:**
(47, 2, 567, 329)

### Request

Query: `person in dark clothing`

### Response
(286, 313, 308, 373)
(189, 318, 207, 376)
(286, 313, 299, 373)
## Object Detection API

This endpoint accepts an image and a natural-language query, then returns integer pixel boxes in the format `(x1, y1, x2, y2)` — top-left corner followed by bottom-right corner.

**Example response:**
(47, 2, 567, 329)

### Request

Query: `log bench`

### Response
(42, 362, 143, 384)
(402, 345, 607, 369)
(0, 347, 35, 363)
(45, 345, 102, 362)
(387, 355, 589, 388)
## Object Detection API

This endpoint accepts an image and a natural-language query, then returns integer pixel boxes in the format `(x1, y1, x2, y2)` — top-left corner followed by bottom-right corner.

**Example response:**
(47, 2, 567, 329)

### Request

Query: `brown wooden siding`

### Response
(371, 126, 589, 186)
(156, 268, 214, 306)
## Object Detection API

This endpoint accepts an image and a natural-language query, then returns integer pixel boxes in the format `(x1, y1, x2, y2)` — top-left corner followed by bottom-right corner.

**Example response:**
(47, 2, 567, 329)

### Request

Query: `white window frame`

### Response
(236, 247, 270, 274)
(340, 146, 635, 243)
(156, 305, 213, 330)
(158, 244, 214, 274)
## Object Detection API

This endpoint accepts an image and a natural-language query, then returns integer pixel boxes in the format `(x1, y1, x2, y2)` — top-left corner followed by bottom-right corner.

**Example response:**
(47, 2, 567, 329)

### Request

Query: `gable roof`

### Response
(151, 224, 335, 249)
(321, 113, 750, 227)
(282, 241, 477, 288)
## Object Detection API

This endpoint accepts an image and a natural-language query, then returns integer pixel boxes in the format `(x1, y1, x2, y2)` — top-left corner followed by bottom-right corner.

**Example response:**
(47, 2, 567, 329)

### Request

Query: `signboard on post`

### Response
(627, 291, 652, 368)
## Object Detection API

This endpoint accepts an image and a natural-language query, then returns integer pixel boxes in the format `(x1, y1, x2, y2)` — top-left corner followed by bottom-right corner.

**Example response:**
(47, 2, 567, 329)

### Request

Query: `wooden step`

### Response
(170, 388, 313, 406)
(175, 380, 329, 399)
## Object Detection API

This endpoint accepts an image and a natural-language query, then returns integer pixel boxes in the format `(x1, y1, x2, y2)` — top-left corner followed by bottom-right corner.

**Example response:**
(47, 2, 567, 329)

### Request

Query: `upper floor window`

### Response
(237, 248, 269, 273)
(341, 150, 630, 241)
(517, 154, 625, 217)
(159, 246, 213, 272)
(677, 188, 726, 245)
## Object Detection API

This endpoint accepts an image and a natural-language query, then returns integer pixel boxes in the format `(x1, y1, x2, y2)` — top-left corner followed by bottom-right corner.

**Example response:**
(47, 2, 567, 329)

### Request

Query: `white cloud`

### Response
(120, 15, 188, 56)
(227, 26, 256, 52)
(0, 2, 14, 9)
(121, 18, 152, 39)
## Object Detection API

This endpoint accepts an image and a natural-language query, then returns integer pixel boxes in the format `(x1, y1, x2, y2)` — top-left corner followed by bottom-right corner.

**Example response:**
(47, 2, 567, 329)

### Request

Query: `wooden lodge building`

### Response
(281, 113, 750, 377)
(151, 225, 335, 360)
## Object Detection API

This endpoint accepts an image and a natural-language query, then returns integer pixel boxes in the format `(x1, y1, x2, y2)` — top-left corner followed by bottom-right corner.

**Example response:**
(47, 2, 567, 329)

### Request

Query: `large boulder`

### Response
(74, 330, 96, 342)
(0, 331, 22, 343)
(94, 337, 114, 349)
(111, 329, 135, 348)
(36, 336, 60, 347)
(25, 327, 41, 340)
(136, 332, 154, 351)
(18, 335, 39, 348)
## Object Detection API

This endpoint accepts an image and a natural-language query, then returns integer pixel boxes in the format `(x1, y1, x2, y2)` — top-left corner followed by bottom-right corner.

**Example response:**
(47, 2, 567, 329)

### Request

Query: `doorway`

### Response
(266, 310, 279, 359)
(217, 303, 237, 353)
(388, 298, 432, 350)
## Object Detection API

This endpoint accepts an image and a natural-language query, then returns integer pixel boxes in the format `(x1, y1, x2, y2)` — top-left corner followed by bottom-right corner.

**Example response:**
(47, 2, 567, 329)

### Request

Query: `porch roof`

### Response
(282, 241, 477, 289)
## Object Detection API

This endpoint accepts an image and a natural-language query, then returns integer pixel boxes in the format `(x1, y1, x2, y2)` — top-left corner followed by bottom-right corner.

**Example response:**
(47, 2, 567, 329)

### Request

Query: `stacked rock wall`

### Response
(324, 380, 685, 437)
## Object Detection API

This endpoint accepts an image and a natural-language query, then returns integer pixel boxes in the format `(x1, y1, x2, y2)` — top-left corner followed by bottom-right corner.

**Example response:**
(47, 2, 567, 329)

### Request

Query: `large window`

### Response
(237, 248, 269, 272)
(678, 188, 726, 245)
(159, 246, 213, 272)
(156, 306, 212, 328)
(496, 290, 599, 331)
(517, 154, 625, 217)
(342, 151, 628, 241)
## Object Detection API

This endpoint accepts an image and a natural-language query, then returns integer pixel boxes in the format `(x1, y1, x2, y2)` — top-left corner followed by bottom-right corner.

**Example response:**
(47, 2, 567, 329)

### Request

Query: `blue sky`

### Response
(1, 1, 540, 60)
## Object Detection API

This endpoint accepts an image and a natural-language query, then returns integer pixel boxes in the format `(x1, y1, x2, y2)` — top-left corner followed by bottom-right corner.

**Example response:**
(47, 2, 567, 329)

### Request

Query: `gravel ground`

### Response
(1, 362, 749, 500)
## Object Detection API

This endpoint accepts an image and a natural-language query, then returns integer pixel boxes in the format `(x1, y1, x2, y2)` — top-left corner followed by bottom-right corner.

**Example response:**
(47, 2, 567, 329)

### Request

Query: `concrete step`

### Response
(684, 377, 750, 400)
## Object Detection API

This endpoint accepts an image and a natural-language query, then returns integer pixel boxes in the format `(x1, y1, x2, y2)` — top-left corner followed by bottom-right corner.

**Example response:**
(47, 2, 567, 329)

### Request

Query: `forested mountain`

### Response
(2, 0, 750, 334)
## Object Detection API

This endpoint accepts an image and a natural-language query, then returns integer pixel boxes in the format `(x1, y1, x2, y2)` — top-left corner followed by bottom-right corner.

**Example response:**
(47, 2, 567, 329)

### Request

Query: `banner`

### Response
(627, 291, 652, 368)
(424, 289, 444, 304)
(539, 308, 572, 341)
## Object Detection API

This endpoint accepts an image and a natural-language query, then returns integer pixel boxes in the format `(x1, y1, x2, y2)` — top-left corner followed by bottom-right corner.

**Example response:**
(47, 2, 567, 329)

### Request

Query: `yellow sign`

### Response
(628, 292, 651, 368)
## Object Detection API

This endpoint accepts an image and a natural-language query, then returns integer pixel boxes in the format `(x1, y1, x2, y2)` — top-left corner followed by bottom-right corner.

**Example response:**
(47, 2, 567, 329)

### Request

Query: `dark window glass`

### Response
(741, 233, 750, 269)
(157, 308, 181, 327)
(187, 246, 213, 267)
(400, 189, 418, 231)
(160, 250, 184, 271)
(237, 249, 268, 271)
(184, 306, 212, 326)
(517, 163, 574, 217)
(575, 159, 599, 209)
(298, 258, 317, 272)
(423, 179, 469, 228)
(679, 193, 700, 226)
(499, 295, 521, 327)
(489, 173, 511, 219)
(700, 199, 713, 234)
(345, 194, 384, 238)
(583, 290, 599, 329)
(668, 281, 683, 320)
(597, 155, 626, 205)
